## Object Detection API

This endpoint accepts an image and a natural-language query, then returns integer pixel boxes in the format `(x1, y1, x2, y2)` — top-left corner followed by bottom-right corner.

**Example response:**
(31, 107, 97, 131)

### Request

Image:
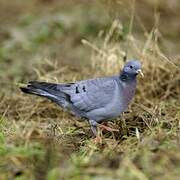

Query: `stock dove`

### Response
(20, 60, 143, 136)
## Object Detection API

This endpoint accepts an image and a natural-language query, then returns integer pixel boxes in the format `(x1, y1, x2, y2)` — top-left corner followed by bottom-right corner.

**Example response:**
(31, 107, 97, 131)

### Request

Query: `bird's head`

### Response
(121, 60, 144, 81)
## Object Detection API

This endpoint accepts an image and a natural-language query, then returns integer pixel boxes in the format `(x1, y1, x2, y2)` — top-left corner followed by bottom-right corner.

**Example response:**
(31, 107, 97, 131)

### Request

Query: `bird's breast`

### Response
(120, 81, 136, 108)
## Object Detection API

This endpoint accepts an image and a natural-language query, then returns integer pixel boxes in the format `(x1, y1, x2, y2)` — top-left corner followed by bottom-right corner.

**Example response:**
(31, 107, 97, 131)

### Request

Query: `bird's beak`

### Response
(136, 69, 144, 77)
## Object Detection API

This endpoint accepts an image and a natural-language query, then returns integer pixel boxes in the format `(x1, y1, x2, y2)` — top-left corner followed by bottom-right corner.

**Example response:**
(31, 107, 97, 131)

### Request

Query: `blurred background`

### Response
(0, 0, 179, 179)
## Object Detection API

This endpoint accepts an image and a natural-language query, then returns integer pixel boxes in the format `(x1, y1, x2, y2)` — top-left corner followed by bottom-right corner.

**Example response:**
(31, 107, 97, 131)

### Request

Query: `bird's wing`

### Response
(58, 77, 117, 112)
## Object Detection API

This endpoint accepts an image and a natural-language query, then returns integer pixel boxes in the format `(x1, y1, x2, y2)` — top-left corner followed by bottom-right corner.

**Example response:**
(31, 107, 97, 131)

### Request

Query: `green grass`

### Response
(0, 0, 180, 179)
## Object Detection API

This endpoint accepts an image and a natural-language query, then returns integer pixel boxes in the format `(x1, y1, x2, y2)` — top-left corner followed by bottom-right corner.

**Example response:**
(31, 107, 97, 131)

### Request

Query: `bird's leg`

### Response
(98, 123, 119, 132)
(89, 120, 98, 136)
(89, 120, 102, 143)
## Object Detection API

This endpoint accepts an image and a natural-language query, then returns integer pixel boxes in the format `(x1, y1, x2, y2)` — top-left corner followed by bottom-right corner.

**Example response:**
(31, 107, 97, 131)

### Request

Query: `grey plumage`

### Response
(20, 60, 142, 136)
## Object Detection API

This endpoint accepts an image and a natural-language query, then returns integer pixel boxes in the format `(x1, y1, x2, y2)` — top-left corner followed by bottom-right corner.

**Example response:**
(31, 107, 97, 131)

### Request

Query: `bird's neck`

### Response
(118, 72, 137, 107)
(119, 72, 136, 82)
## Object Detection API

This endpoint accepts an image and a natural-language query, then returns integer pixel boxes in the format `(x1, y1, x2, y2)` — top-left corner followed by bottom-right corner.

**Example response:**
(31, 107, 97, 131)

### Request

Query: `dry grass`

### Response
(0, 0, 180, 179)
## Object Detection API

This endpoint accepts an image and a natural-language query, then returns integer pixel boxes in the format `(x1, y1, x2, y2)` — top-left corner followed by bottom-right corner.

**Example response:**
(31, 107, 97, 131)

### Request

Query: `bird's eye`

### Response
(129, 65, 133, 69)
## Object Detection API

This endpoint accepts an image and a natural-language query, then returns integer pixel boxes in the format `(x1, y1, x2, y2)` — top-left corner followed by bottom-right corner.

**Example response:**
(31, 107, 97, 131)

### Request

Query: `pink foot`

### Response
(98, 124, 119, 132)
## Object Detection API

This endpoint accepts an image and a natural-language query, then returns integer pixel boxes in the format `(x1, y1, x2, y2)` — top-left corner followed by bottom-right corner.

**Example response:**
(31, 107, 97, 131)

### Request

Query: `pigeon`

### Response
(20, 60, 143, 137)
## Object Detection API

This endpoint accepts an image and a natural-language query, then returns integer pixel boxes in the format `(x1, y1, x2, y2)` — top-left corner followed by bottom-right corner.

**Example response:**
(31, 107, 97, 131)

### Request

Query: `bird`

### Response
(20, 60, 143, 139)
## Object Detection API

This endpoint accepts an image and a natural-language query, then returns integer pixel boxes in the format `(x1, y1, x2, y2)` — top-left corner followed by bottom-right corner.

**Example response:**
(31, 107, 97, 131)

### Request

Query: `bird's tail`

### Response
(20, 81, 71, 108)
